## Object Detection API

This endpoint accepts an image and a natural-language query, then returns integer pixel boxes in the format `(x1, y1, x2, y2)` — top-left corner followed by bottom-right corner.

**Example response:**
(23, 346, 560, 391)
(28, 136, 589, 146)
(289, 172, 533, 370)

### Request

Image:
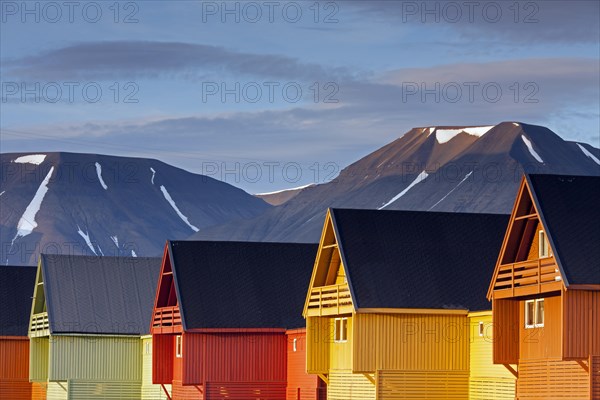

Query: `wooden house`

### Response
(0, 265, 45, 400)
(488, 174, 600, 399)
(28, 254, 164, 399)
(304, 208, 512, 400)
(150, 240, 322, 400)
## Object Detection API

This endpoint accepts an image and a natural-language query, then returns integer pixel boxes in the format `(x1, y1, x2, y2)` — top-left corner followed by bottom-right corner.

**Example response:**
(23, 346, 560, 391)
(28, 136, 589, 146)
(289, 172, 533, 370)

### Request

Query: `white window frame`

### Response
(293, 338, 298, 352)
(525, 299, 545, 329)
(539, 230, 550, 258)
(145, 341, 151, 355)
(478, 321, 485, 337)
(175, 335, 183, 358)
(334, 317, 348, 343)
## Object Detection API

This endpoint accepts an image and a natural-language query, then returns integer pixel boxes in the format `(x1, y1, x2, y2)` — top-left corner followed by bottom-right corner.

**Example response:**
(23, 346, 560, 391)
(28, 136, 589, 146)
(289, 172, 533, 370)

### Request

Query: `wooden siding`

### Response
(519, 295, 562, 360)
(592, 356, 600, 399)
(67, 380, 141, 399)
(331, 317, 352, 371)
(327, 370, 375, 400)
(492, 299, 520, 365)
(306, 317, 330, 374)
(468, 314, 516, 400)
(0, 379, 33, 400)
(563, 289, 600, 359)
(30, 337, 49, 382)
(205, 381, 286, 399)
(153, 334, 174, 384)
(377, 370, 469, 400)
(0, 337, 29, 380)
(517, 358, 590, 399)
(182, 332, 287, 386)
(47, 381, 68, 400)
(352, 313, 469, 372)
(48, 335, 142, 382)
(171, 380, 202, 400)
(142, 336, 171, 399)
(286, 330, 323, 400)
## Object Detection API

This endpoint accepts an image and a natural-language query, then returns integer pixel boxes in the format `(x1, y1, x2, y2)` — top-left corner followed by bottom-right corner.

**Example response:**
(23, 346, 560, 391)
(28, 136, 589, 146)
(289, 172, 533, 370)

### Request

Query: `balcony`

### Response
(30, 312, 49, 337)
(306, 284, 353, 317)
(152, 306, 182, 333)
(493, 256, 562, 298)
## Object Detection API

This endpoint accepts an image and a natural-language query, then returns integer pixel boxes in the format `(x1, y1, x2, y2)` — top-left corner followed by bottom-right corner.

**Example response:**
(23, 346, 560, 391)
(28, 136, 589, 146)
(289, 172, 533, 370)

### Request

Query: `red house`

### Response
(151, 241, 322, 400)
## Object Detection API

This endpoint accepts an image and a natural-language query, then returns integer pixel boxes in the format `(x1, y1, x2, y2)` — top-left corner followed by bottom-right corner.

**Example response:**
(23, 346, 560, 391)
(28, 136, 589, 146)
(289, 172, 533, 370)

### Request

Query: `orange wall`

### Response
(519, 295, 562, 360)
(563, 289, 600, 359)
(286, 330, 322, 400)
(0, 337, 36, 400)
(492, 299, 520, 365)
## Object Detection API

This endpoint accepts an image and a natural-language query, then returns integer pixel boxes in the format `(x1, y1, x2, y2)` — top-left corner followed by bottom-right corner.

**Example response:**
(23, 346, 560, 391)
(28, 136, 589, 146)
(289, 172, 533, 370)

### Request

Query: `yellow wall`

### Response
(468, 313, 515, 400)
(330, 317, 352, 370)
(352, 313, 470, 372)
(327, 370, 374, 400)
(306, 317, 330, 374)
(29, 337, 49, 382)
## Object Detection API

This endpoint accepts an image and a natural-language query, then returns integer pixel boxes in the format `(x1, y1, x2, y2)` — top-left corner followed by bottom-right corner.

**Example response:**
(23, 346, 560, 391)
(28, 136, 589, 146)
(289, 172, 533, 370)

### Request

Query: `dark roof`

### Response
(0, 266, 37, 336)
(526, 174, 600, 285)
(330, 209, 509, 311)
(41, 254, 161, 335)
(169, 241, 318, 330)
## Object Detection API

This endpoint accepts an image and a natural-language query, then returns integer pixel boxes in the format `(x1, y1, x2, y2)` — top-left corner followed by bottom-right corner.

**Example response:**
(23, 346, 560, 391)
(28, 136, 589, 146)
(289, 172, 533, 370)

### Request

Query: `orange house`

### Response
(0, 266, 44, 400)
(488, 174, 600, 399)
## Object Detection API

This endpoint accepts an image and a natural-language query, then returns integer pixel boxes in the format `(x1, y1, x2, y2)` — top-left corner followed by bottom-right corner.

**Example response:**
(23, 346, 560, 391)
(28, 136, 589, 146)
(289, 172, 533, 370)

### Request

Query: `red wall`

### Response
(0, 337, 38, 400)
(153, 334, 174, 384)
(286, 330, 324, 400)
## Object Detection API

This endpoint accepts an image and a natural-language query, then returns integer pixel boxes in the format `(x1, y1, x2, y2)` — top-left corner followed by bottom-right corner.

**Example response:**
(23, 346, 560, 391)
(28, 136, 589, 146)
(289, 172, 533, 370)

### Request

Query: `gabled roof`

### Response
(329, 209, 509, 311)
(41, 254, 161, 335)
(526, 174, 600, 285)
(168, 241, 317, 330)
(0, 266, 36, 336)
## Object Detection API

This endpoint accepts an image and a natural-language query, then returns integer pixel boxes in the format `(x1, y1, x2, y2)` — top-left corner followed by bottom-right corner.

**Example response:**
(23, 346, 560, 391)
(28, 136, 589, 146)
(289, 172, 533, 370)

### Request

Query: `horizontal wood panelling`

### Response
(0, 379, 33, 400)
(67, 380, 141, 399)
(31, 382, 47, 400)
(287, 330, 322, 400)
(30, 337, 49, 382)
(48, 335, 142, 382)
(468, 378, 515, 400)
(378, 370, 469, 400)
(517, 358, 589, 399)
(306, 317, 330, 374)
(205, 381, 286, 400)
(591, 356, 600, 399)
(0, 337, 29, 379)
(327, 370, 375, 400)
(153, 334, 174, 384)
(492, 299, 519, 365)
(47, 381, 68, 400)
(519, 295, 562, 360)
(563, 290, 600, 359)
(171, 380, 202, 400)
(353, 313, 469, 372)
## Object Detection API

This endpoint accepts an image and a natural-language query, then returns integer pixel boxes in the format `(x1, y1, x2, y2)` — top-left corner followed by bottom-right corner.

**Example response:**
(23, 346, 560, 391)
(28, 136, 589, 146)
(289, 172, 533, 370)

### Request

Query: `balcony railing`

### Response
(152, 306, 181, 328)
(306, 284, 353, 316)
(30, 312, 49, 335)
(494, 256, 561, 297)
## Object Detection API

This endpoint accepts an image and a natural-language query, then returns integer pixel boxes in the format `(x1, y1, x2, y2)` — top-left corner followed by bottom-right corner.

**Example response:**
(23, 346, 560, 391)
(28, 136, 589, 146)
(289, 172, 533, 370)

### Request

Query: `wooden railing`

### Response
(306, 284, 353, 316)
(152, 306, 181, 328)
(494, 256, 561, 296)
(30, 312, 49, 333)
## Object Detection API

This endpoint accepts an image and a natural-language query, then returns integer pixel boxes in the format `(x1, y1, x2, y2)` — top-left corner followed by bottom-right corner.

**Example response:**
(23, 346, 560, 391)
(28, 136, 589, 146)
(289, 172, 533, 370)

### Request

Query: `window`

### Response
(293, 338, 298, 352)
(525, 299, 544, 328)
(478, 321, 485, 337)
(334, 317, 348, 343)
(176, 335, 182, 358)
(539, 231, 550, 258)
(145, 342, 151, 355)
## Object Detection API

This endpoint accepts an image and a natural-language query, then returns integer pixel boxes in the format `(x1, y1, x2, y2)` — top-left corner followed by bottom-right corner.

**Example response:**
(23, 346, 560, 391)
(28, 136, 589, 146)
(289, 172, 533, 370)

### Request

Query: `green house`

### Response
(28, 254, 168, 399)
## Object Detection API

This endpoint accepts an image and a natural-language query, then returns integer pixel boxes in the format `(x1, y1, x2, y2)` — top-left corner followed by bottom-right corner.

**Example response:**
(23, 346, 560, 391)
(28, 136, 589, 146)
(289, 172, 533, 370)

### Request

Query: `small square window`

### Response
(478, 322, 485, 337)
(293, 338, 298, 352)
(334, 317, 348, 343)
(535, 299, 545, 327)
(175, 335, 183, 358)
(145, 342, 151, 355)
(539, 231, 550, 258)
(525, 300, 535, 328)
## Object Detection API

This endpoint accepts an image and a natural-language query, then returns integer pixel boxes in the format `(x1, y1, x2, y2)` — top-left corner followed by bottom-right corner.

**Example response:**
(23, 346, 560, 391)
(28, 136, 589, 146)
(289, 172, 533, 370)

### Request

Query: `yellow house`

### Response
(304, 208, 512, 400)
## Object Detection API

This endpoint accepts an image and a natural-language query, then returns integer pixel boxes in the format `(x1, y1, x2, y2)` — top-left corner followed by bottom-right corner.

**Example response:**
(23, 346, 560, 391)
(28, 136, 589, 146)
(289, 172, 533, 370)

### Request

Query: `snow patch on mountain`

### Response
(13, 154, 46, 165)
(256, 183, 314, 196)
(77, 225, 97, 255)
(577, 143, 600, 166)
(110, 235, 119, 247)
(160, 185, 199, 232)
(521, 135, 544, 163)
(95, 162, 108, 190)
(378, 171, 429, 210)
(131, 249, 137, 257)
(428, 171, 474, 211)
(0, 191, 4, 197)
(436, 126, 494, 144)
(513, 122, 520, 126)
(150, 167, 156, 185)
(12, 166, 55, 243)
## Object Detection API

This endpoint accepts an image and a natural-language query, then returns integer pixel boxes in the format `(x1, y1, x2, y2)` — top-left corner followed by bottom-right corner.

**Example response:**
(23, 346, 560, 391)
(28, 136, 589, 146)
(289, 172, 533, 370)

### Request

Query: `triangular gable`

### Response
(29, 259, 49, 337)
(151, 244, 182, 333)
(487, 176, 565, 300)
(303, 210, 354, 317)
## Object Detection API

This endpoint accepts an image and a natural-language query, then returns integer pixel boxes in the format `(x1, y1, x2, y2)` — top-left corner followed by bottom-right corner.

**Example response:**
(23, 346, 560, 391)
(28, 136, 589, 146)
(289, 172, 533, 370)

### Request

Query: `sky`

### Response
(1, 0, 599, 193)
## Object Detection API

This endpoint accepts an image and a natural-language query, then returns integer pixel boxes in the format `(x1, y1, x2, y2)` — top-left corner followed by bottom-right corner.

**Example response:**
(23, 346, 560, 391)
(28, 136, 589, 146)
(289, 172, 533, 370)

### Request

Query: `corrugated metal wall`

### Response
(563, 289, 600, 359)
(182, 332, 286, 385)
(152, 334, 174, 384)
(30, 337, 49, 382)
(286, 330, 322, 400)
(492, 299, 519, 365)
(0, 337, 29, 379)
(142, 337, 171, 399)
(353, 313, 469, 372)
(306, 317, 330, 374)
(67, 380, 141, 399)
(517, 358, 590, 398)
(0, 379, 32, 400)
(48, 335, 142, 382)
(378, 370, 469, 400)
(327, 370, 374, 400)
(468, 314, 515, 400)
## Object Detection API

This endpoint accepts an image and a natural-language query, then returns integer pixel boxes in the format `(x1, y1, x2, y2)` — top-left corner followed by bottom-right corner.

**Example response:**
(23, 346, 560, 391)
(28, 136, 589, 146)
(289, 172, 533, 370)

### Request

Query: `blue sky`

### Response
(1, 0, 599, 192)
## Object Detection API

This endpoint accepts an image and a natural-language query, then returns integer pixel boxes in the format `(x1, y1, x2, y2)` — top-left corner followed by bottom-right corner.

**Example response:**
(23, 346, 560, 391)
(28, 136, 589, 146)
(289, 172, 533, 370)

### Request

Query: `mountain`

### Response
(0, 152, 270, 265)
(191, 122, 600, 243)
(254, 184, 315, 206)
